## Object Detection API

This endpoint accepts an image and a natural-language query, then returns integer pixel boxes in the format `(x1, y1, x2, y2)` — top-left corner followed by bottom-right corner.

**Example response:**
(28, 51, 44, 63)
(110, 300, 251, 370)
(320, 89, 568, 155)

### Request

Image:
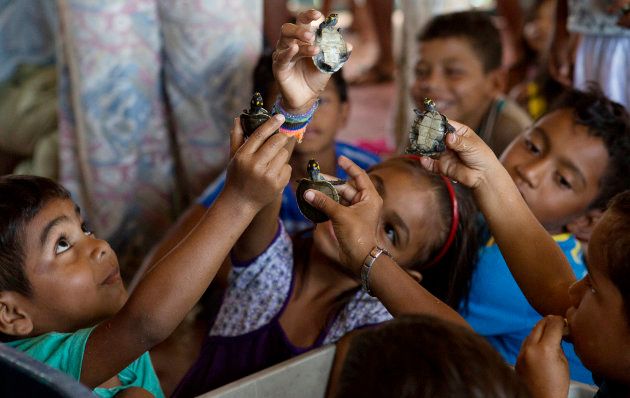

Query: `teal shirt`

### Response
(7, 327, 164, 398)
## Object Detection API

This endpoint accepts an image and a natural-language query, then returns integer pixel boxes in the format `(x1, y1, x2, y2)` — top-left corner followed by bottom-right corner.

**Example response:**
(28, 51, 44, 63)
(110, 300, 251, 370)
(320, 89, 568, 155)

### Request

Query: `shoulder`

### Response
(323, 290, 392, 344)
(335, 141, 381, 169)
(98, 352, 164, 398)
(494, 97, 532, 131)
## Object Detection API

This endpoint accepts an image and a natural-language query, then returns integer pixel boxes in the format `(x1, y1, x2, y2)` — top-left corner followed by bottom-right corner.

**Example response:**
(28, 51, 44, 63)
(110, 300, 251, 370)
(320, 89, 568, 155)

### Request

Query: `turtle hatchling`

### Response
(405, 98, 455, 158)
(240, 92, 275, 138)
(312, 13, 350, 73)
(296, 159, 345, 223)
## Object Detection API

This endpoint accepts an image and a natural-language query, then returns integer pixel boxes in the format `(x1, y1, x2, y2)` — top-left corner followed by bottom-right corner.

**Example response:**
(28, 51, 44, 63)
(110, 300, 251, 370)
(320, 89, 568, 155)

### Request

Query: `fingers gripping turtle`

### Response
(406, 98, 455, 158)
(240, 92, 277, 138)
(297, 159, 345, 223)
(312, 14, 351, 73)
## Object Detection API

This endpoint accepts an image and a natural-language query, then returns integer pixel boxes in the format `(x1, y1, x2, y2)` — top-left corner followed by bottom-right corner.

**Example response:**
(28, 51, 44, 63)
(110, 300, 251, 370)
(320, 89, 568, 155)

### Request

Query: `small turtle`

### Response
(296, 159, 345, 223)
(405, 98, 455, 158)
(240, 92, 276, 138)
(312, 14, 350, 74)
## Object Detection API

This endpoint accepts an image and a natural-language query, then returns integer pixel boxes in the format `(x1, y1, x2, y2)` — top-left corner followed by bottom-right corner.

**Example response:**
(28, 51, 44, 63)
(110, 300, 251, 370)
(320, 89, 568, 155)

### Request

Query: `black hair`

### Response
(252, 52, 348, 106)
(603, 191, 630, 327)
(417, 10, 503, 73)
(370, 158, 479, 309)
(0, 175, 71, 297)
(550, 85, 630, 210)
(335, 315, 531, 398)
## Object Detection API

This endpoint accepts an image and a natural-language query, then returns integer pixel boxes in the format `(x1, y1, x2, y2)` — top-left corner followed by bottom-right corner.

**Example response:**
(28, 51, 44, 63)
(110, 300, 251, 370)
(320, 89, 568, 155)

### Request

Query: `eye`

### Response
(81, 222, 93, 236)
(383, 223, 397, 245)
(55, 236, 72, 255)
(555, 173, 573, 190)
(415, 65, 430, 79)
(444, 67, 465, 78)
(524, 138, 541, 155)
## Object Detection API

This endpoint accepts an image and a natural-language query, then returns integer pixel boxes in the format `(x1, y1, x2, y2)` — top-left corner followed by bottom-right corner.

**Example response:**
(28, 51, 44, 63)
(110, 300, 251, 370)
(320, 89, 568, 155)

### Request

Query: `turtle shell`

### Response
(240, 108, 273, 138)
(296, 179, 340, 223)
(312, 19, 350, 73)
(405, 108, 453, 158)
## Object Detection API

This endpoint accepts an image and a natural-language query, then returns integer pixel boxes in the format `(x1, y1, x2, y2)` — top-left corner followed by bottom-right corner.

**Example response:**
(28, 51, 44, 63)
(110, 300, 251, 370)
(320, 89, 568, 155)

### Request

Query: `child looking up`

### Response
(411, 10, 532, 156)
(420, 119, 630, 398)
(458, 87, 630, 383)
(173, 10, 480, 396)
(0, 116, 292, 397)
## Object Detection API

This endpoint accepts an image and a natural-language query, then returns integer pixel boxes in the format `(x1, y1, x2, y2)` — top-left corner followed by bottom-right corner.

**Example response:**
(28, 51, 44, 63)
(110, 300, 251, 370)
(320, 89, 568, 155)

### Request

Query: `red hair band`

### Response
(399, 155, 460, 268)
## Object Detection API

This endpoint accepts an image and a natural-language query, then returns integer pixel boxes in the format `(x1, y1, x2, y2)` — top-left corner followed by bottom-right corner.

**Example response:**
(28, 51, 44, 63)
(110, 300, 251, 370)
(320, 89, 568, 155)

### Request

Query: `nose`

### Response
(90, 238, 110, 263)
(515, 158, 548, 188)
(568, 278, 587, 309)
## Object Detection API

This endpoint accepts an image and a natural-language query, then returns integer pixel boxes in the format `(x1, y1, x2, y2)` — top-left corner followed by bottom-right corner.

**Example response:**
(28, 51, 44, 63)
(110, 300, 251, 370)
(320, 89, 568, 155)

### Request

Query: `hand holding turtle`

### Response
(273, 10, 351, 113)
(303, 156, 381, 275)
(223, 114, 292, 212)
(418, 120, 508, 191)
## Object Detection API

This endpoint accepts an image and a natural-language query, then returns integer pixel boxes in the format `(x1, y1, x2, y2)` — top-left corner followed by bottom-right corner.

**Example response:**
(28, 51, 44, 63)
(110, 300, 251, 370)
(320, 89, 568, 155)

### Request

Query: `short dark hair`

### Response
(0, 175, 71, 297)
(252, 52, 348, 105)
(602, 191, 630, 327)
(551, 85, 630, 210)
(335, 315, 531, 398)
(417, 10, 503, 73)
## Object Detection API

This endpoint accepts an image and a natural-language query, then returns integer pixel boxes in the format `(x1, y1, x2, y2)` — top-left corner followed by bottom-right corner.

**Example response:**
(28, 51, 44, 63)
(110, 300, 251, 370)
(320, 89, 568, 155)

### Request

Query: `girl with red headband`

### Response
(173, 10, 480, 397)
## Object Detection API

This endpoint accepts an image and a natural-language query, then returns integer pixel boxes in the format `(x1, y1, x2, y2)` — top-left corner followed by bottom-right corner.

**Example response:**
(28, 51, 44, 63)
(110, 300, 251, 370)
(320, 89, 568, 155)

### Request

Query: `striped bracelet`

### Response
(272, 98, 319, 142)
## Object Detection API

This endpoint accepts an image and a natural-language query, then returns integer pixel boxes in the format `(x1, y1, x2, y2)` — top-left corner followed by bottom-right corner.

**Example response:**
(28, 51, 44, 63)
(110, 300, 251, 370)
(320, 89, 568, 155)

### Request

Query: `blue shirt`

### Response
(197, 141, 380, 234)
(461, 233, 593, 384)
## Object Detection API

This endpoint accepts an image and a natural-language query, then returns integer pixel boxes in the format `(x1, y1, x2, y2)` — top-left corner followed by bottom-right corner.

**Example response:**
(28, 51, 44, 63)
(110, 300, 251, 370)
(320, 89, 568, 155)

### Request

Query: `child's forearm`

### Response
(474, 166, 575, 316)
(368, 256, 470, 329)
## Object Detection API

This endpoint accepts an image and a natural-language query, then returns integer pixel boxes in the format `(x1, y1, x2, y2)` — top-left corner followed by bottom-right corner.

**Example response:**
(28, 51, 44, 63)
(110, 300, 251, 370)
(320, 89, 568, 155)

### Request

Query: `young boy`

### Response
(420, 110, 630, 396)
(459, 87, 630, 383)
(0, 115, 291, 396)
(411, 10, 532, 156)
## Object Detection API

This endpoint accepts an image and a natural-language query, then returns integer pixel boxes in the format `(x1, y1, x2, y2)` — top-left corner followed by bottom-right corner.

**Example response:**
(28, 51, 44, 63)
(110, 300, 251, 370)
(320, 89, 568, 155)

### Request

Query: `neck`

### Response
(290, 144, 337, 190)
(294, 244, 360, 304)
(470, 96, 497, 132)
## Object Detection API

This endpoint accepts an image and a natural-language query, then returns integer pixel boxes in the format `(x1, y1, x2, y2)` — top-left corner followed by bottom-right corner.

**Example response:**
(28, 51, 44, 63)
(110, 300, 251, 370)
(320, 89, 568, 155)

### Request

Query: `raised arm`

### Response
(419, 122, 575, 316)
(303, 157, 469, 329)
(80, 116, 291, 388)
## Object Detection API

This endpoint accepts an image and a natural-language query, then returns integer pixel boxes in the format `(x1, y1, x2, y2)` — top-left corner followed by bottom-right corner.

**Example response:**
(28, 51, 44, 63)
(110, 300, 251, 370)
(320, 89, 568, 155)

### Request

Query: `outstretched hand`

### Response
(418, 120, 507, 191)
(303, 156, 381, 274)
(273, 9, 351, 112)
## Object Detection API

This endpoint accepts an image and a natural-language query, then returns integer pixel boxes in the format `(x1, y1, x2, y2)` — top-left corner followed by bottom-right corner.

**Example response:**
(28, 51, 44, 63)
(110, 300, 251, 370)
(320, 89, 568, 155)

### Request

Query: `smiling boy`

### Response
(411, 10, 532, 156)
(460, 87, 630, 383)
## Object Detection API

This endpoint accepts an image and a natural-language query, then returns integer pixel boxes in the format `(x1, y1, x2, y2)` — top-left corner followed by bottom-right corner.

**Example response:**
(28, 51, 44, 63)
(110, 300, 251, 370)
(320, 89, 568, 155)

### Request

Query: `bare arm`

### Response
(420, 122, 575, 316)
(303, 157, 469, 329)
(80, 116, 291, 388)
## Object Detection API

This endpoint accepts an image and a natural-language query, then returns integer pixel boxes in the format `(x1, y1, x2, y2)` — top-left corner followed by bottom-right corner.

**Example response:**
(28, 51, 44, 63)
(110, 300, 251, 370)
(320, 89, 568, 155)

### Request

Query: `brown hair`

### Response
(335, 315, 531, 398)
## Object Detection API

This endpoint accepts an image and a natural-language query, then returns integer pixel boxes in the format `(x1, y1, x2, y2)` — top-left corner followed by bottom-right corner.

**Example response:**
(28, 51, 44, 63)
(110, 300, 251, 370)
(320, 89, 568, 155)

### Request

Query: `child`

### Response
(411, 10, 532, 156)
(329, 315, 531, 398)
(459, 87, 630, 383)
(0, 115, 292, 396)
(420, 118, 630, 397)
(172, 10, 480, 396)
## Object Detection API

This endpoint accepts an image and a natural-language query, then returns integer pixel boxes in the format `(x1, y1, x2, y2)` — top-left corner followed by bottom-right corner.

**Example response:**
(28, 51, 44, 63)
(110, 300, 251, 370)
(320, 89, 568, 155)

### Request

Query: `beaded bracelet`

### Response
(272, 97, 319, 143)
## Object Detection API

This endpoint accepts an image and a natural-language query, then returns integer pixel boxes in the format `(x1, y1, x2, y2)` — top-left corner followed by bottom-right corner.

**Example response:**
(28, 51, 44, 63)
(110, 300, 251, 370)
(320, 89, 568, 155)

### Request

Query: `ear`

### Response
(566, 209, 604, 244)
(486, 67, 507, 95)
(0, 292, 34, 337)
(337, 102, 350, 129)
(406, 270, 423, 284)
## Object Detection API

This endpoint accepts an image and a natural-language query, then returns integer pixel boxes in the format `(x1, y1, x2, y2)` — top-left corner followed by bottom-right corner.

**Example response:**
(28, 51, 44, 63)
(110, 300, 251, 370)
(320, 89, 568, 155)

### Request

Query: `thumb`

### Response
(304, 189, 342, 218)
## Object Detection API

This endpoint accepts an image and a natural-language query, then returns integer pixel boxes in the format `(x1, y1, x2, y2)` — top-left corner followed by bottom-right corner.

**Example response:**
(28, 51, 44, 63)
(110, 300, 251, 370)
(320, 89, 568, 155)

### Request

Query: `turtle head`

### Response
(325, 13, 338, 27)
(251, 92, 264, 109)
(423, 98, 436, 112)
(307, 159, 321, 180)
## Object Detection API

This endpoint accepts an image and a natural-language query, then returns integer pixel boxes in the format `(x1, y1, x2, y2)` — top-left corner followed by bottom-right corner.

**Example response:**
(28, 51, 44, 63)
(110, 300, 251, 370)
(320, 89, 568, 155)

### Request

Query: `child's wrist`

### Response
(272, 97, 319, 143)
